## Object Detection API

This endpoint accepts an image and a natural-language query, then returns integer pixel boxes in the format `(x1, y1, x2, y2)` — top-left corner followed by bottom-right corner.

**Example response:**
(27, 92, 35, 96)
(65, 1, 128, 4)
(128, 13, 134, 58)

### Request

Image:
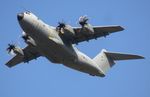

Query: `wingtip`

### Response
(5, 62, 13, 68)
(133, 55, 145, 60)
(138, 56, 145, 59)
(119, 26, 125, 31)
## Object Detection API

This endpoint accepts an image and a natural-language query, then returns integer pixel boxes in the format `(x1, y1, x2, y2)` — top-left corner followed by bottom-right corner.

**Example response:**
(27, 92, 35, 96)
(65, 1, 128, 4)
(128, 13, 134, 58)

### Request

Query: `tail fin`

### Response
(93, 49, 144, 75)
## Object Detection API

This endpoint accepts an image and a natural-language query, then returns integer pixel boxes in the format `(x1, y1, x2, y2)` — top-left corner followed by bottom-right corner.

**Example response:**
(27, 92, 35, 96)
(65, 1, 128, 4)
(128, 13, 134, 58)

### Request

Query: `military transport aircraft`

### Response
(5, 11, 144, 77)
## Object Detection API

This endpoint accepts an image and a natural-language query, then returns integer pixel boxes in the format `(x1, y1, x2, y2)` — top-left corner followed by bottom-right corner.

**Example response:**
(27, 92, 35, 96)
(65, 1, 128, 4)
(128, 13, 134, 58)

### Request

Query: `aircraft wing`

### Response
(5, 45, 41, 68)
(72, 25, 124, 44)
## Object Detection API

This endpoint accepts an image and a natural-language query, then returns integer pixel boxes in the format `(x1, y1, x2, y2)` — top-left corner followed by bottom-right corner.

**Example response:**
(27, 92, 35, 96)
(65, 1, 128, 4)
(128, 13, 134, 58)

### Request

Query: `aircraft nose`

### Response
(17, 13, 24, 21)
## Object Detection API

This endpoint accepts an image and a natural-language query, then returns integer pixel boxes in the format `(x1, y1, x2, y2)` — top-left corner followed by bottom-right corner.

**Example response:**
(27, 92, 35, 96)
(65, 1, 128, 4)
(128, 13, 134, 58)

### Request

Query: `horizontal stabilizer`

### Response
(105, 51, 145, 61)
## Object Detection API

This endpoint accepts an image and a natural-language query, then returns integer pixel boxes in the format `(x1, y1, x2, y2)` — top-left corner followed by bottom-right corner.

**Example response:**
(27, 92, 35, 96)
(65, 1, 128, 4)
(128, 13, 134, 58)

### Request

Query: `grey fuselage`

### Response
(18, 12, 104, 77)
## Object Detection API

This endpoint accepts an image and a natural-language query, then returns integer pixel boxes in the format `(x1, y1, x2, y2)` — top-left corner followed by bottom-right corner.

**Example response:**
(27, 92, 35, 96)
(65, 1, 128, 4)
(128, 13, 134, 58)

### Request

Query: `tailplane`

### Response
(93, 49, 144, 76)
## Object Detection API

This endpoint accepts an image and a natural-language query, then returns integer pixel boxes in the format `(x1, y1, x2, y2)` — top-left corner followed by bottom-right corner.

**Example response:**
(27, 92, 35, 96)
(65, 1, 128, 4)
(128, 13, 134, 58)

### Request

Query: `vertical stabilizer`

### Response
(93, 49, 144, 75)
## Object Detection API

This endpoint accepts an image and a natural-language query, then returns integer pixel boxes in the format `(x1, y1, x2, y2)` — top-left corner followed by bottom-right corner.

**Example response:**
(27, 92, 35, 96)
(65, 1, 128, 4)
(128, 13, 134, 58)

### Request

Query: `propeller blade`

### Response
(79, 15, 89, 27)
(6, 44, 16, 54)
(56, 21, 66, 34)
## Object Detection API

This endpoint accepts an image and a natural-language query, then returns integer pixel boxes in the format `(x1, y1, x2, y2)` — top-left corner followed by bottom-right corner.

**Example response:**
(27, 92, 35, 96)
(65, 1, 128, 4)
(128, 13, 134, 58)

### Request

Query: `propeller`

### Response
(22, 34, 29, 42)
(56, 22, 66, 33)
(6, 44, 16, 54)
(79, 15, 89, 27)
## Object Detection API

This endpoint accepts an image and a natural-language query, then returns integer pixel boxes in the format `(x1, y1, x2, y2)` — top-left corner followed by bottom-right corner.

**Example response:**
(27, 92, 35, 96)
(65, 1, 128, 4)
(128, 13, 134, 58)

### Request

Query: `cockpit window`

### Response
(25, 11, 31, 15)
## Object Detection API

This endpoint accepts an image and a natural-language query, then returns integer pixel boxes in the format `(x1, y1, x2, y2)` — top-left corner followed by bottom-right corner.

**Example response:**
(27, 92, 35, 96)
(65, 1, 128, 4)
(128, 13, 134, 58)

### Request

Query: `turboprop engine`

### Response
(22, 32, 36, 46)
(78, 16, 94, 34)
(6, 44, 24, 56)
(56, 22, 75, 39)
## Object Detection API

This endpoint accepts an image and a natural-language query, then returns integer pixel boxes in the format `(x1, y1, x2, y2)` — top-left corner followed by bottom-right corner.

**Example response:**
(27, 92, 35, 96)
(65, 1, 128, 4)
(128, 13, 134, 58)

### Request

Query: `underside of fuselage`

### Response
(20, 19, 76, 63)
(16, 12, 111, 77)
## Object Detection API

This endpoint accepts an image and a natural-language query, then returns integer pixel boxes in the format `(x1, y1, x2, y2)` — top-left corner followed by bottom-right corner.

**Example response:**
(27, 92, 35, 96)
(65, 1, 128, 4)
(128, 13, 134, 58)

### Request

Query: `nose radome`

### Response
(17, 13, 24, 21)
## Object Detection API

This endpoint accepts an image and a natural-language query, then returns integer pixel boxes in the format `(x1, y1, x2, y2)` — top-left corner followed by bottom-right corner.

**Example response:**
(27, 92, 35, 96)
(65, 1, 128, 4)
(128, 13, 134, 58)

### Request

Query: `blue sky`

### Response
(0, 0, 149, 97)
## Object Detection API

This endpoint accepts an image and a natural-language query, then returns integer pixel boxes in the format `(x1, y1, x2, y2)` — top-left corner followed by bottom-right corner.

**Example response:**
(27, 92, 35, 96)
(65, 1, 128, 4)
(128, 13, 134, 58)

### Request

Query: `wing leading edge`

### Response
(5, 45, 41, 68)
(72, 25, 124, 44)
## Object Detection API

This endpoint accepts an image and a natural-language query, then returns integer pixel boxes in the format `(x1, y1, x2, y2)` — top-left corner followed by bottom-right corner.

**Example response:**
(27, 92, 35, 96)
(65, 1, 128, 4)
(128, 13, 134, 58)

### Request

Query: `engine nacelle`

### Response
(26, 37, 36, 46)
(13, 47, 24, 56)
(22, 34, 36, 46)
(60, 24, 75, 38)
(81, 23, 94, 35)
